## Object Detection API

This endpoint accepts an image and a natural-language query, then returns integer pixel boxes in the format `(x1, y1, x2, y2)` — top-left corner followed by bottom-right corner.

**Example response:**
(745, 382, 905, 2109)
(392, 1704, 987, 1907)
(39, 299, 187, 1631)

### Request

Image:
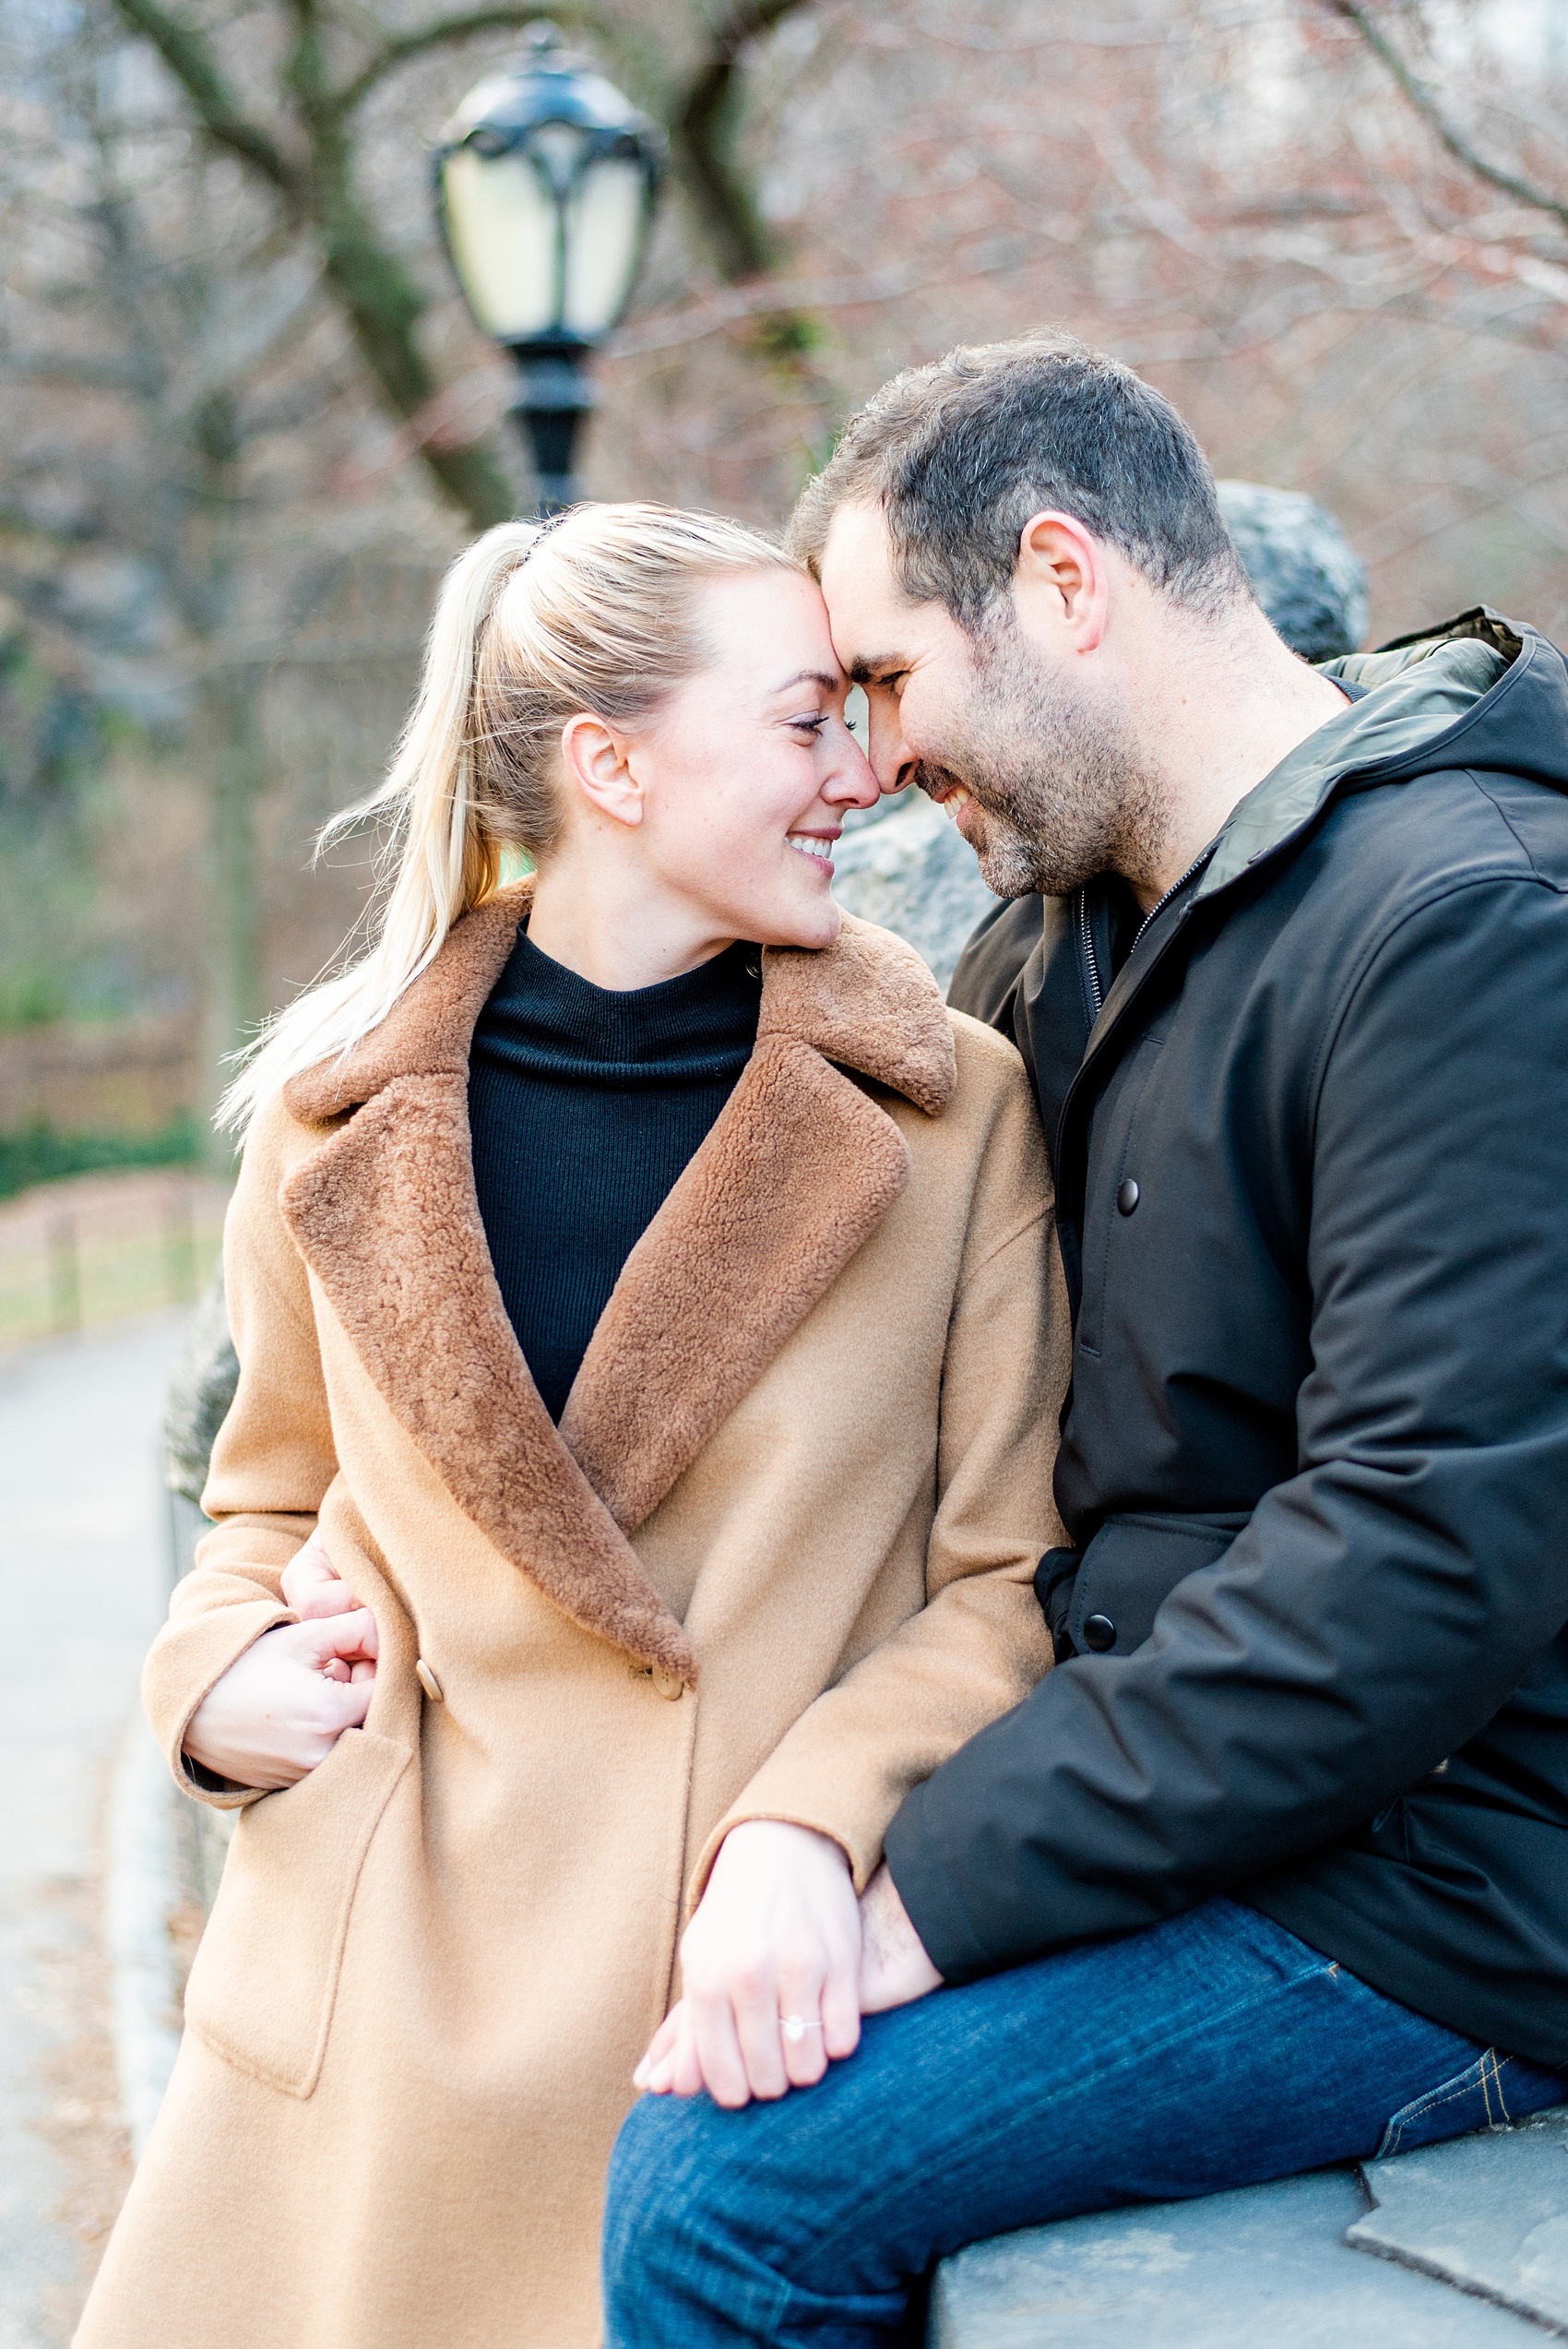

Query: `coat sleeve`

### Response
(886, 872, 1568, 1979)
(141, 1096, 339, 1806)
(689, 1038, 1067, 1902)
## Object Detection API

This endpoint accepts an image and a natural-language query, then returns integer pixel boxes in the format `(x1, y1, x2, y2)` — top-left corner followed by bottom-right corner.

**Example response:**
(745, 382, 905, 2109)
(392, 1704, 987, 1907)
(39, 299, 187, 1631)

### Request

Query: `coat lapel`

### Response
(278, 888, 956, 1666)
(280, 887, 695, 1681)
(560, 914, 956, 1532)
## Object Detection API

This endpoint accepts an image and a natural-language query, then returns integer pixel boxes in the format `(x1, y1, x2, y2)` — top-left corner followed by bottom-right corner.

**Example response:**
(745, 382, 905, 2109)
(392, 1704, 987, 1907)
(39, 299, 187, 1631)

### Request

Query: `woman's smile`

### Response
(786, 827, 840, 873)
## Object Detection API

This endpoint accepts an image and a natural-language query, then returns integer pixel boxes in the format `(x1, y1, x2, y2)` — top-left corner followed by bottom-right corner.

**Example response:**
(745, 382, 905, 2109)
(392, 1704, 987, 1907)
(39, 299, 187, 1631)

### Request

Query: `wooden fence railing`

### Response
(0, 1169, 232, 1352)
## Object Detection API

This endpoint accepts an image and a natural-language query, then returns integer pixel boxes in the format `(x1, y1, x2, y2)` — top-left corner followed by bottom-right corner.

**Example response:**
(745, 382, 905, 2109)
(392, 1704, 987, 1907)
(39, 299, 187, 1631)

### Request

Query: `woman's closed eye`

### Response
(789, 714, 832, 741)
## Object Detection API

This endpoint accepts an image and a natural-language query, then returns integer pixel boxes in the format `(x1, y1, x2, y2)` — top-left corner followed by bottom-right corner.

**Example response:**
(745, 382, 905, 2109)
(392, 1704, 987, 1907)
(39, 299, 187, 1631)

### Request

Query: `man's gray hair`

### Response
(787, 331, 1252, 629)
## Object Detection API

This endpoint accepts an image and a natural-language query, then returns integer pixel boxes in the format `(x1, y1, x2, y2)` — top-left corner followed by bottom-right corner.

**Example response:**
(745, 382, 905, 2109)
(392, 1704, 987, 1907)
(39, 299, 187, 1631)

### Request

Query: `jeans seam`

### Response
(1377, 2054, 1498, 2161)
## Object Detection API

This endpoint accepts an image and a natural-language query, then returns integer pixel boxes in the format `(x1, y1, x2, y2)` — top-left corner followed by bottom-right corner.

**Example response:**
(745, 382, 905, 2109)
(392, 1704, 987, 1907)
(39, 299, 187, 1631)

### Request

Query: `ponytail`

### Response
(220, 504, 793, 1134)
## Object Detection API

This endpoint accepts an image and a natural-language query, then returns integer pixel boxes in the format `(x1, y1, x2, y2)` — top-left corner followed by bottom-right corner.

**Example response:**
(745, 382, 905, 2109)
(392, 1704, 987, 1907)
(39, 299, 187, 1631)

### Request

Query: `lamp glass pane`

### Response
(564, 157, 647, 337)
(442, 148, 556, 340)
(531, 120, 589, 195)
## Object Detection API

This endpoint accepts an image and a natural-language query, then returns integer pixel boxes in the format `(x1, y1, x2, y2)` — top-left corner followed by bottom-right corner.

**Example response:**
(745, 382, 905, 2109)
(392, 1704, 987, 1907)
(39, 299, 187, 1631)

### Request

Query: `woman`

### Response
(79, 505, 1069, 2349)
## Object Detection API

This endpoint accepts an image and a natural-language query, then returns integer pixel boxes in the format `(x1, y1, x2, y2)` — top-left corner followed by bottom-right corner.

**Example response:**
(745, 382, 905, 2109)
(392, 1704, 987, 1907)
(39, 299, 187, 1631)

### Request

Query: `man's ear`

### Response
(1014, 511, 1110, 654)
(559, 711, 644, 829)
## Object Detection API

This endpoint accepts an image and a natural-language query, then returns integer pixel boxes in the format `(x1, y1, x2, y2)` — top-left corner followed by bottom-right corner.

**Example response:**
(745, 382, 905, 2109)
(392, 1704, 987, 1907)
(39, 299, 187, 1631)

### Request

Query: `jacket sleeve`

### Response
(690, 1041, 1067, 1902)
(141, 1096, 338, 1806)
(946, 894, 1040, 1032)
(886, 872, 1568, 1978)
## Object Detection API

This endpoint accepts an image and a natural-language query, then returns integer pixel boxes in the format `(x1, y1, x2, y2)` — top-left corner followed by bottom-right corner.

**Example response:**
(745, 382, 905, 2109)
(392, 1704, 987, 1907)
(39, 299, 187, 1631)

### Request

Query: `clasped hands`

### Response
(183, 1537, 942, 2102)
(633, 1818, 943, 2110)
(182, 1530, 377, 1791)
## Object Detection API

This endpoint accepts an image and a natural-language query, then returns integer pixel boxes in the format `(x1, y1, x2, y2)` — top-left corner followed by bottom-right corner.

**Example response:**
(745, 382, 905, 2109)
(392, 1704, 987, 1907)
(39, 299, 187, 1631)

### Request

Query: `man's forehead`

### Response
(819, 500, 913, 671)
(820, 498, 895, 589)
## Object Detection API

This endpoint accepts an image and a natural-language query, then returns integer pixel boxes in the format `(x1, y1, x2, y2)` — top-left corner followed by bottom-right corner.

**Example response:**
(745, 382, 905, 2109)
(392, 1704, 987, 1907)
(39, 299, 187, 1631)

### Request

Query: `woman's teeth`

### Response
(787, 835, 834, 867)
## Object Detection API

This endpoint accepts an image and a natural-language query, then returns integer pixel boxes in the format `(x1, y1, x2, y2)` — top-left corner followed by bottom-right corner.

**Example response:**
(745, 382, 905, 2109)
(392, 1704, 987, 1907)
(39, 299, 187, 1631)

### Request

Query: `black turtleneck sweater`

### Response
(468, 927, 763, 1421)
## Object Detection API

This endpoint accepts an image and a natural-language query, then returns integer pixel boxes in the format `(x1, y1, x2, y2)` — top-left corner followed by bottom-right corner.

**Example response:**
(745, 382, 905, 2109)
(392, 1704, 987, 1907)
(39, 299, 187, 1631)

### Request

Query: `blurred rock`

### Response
(833, 793, 999, 996)
(162, 1261, 237, 1507)
(1218, 480, 1370, 662)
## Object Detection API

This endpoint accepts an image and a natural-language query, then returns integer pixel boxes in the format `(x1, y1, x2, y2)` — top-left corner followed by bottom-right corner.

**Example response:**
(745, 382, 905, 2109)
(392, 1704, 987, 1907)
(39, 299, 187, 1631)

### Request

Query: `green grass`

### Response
(0, 1116, 203, 1202)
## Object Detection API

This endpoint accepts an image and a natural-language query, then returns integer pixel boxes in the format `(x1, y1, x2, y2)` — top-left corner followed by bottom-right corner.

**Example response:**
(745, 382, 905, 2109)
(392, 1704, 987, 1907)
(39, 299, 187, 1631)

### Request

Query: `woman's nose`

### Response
(824, 739, 881, 809)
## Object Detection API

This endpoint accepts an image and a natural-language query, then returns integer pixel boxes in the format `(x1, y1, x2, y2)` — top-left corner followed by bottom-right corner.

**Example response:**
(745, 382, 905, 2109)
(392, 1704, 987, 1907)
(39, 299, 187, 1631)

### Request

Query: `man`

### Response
(601, 333, 1568, 2345)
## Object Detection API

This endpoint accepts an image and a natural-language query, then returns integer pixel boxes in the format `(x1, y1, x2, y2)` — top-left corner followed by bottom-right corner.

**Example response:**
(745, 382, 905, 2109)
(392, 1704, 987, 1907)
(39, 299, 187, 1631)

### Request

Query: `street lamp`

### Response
(435, 22, 665, 513)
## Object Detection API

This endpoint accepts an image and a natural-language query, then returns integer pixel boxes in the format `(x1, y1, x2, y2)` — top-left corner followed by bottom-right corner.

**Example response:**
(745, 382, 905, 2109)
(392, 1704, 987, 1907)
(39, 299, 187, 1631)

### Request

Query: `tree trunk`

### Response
(199, 668, 266, 1170)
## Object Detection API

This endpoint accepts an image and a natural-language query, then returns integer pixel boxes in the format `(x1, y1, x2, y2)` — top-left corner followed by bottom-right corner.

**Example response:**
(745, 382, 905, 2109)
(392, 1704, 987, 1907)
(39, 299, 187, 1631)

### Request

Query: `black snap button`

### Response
(1083, 1613, 1117, 1651)
(1116, 1178, 1140, 1216)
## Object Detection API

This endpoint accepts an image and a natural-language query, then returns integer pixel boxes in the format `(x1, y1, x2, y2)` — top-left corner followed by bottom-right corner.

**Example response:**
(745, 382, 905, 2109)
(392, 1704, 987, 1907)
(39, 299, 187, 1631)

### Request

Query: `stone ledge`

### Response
(931, 2141, 1563, 2346)
(1350, 2102, 1568, 2331)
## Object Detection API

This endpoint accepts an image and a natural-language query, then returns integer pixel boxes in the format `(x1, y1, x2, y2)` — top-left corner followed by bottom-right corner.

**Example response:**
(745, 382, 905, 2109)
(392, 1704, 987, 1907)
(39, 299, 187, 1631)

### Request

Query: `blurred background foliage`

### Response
(0, 0, 1563, 1192)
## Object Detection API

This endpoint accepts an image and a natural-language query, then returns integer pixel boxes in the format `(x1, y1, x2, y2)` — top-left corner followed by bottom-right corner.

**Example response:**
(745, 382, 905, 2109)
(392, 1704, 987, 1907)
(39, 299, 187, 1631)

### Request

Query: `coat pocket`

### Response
(183, 1727, 410, 2098)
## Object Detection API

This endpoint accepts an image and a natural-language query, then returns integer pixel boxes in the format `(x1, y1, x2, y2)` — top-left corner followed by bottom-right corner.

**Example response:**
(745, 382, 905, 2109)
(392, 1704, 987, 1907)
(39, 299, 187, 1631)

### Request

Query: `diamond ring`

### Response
(780, 2014, 822, 2044)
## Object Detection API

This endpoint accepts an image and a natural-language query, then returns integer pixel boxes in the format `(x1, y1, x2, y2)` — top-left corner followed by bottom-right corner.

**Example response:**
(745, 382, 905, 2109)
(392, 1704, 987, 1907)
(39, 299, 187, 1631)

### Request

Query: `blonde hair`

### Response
(220, 502, 795, 1133)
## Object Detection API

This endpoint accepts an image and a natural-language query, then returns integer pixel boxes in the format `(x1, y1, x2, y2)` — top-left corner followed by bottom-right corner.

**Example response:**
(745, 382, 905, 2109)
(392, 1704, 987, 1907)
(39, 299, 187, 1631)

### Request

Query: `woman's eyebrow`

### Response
(771, 668, 842, 694)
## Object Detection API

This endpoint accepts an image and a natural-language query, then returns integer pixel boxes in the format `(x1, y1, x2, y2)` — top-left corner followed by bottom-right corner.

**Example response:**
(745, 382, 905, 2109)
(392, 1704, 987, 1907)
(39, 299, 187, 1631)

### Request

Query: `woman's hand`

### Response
(183, 1608, 379, 1792)
(282, 1528, 366, 1636)
(634, 1820, 862, 2109)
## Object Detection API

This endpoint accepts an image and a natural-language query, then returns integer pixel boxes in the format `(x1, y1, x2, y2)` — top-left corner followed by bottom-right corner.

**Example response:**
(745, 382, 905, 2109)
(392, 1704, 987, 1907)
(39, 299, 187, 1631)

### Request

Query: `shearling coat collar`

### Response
(279, 884, 955, 1682)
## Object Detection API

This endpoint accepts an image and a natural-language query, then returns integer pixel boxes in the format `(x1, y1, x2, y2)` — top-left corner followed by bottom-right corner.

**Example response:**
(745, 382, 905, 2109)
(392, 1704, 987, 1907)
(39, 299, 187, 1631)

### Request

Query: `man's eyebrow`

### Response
(770, 668, 842, 694)
(849, 653, 908, 685)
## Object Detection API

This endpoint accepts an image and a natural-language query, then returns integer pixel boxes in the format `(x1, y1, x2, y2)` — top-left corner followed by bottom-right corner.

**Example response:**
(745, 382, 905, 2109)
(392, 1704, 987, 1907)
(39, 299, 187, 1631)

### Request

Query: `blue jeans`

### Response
(602, 1897, 1566, 2347)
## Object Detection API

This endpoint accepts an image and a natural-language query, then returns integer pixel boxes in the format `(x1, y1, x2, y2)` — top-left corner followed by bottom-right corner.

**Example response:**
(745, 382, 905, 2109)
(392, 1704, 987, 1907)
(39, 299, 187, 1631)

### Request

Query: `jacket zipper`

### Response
(1078, 849, 1211, 1029)
(1132, 848, 1216, 954)
(1077, 888, 1104, 1021)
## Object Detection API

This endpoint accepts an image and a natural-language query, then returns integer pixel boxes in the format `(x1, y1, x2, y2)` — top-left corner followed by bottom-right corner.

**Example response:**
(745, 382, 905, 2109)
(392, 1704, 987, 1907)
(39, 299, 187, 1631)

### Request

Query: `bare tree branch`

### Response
(334, 5, 612, 117)
(1324, 0, 1568, 235)
(109, 0, 517, 528)
(109, 0, 299, 196)
(671, 0, 812, 281)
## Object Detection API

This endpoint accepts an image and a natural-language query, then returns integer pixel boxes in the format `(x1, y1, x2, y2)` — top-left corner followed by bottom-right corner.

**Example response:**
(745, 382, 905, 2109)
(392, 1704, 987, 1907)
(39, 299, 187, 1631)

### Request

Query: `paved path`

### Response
(0, 1314, 185, 2345)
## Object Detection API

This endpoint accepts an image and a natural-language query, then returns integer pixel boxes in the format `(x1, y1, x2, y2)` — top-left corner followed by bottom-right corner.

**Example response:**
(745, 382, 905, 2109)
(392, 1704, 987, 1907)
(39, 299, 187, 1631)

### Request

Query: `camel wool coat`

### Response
(78, 886, 1069, 2349)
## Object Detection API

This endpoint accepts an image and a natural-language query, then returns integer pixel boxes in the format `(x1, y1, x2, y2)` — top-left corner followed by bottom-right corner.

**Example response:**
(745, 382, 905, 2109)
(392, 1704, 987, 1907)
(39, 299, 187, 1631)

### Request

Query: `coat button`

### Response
(1116, 1178, 1140, 1216)
(652, 1667, 684, 1701)
(1083, 1614, 1117, 1651)
(415, 1657, 444, 1703)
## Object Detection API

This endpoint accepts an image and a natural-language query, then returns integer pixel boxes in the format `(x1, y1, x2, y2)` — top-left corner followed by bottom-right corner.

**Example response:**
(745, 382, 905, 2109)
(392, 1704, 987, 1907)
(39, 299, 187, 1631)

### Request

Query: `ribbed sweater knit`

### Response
(468, 925, 763, 1423)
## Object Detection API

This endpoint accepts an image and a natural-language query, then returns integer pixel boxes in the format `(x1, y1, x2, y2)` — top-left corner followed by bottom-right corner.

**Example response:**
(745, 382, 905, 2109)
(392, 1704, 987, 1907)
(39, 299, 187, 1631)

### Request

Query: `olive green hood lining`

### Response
(1199, 609, 1519, 903)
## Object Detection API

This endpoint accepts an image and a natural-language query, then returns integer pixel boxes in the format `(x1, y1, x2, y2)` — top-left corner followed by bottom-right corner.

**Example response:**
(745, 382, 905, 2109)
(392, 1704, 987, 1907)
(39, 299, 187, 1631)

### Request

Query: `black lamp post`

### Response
(435, 22, 665, 514)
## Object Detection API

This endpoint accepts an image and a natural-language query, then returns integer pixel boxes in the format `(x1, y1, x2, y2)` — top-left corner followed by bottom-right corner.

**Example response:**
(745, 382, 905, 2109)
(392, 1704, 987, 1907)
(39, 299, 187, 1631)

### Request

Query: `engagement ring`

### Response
(780, 2014, 821, 2043)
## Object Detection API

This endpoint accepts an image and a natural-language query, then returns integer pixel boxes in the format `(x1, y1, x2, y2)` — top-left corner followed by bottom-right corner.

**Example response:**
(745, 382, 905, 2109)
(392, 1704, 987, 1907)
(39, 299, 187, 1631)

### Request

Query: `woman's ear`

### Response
(559, 711, 645, 829)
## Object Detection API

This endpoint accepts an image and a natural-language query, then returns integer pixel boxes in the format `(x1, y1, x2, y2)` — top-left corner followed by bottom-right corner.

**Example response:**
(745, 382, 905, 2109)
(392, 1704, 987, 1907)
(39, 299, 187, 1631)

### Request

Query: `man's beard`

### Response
(915, 625, 1166, 900)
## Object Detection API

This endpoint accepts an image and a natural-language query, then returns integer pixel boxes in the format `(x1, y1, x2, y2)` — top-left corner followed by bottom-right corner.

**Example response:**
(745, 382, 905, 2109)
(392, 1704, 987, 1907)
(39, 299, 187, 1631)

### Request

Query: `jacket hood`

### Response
(1197, 609, 1568, 906)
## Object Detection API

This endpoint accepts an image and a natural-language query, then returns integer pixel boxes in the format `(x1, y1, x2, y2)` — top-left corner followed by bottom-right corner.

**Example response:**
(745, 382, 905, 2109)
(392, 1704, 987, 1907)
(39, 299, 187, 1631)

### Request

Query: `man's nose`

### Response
(867, 702, 917, 794)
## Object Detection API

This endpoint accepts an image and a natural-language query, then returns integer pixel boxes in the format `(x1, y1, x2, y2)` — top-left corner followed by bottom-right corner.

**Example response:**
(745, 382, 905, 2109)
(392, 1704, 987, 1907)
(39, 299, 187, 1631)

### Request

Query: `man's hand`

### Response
(634, 1820, 862, 2109)
(858, 1862, 944, 2013)
(183, 1611, 379, 1791)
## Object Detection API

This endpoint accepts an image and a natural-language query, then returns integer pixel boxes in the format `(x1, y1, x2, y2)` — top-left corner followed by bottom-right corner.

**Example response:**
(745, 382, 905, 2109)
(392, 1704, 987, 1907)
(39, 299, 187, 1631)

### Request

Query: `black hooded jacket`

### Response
(884, 612, 1568, 2066)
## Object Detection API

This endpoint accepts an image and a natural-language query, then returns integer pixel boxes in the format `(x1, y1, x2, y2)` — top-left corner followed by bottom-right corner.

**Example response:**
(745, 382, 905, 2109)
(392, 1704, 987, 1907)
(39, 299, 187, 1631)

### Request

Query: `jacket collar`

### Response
(279, 884, 954, 1679)
(1194, 609, 1521, 910)
(1074, 611, 1530, 1079)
